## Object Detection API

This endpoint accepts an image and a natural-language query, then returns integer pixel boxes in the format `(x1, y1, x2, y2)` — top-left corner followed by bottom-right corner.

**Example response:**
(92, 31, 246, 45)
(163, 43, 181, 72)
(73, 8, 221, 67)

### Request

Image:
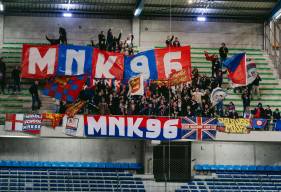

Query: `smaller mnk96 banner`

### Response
(21, 44, 191, 81)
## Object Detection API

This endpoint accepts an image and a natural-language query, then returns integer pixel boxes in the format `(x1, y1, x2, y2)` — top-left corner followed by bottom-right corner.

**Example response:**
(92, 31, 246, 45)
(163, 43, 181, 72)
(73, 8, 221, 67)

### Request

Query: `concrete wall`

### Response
(3, 16, 132, 45)
(2, 16, 263, 50)
(192, 141, 281, 166)
(0, 137, 142, 163)
(140, 20, 263, 49)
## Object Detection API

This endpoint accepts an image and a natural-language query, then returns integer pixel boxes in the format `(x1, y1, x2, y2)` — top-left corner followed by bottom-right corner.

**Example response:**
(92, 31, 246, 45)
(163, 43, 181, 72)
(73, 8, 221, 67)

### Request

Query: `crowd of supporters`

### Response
(46, 27, 135, 55)
(0, 27, 280, 128)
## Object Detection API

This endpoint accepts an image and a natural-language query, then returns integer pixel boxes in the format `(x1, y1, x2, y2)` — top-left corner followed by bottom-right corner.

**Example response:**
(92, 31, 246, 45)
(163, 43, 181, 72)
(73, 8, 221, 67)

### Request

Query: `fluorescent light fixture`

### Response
(0, 3, 4, 11)
(197, 16, 206, 22)
(63, 12, 72, 17)
(274, 10, 281, 20)
(134, 8, 141, 16)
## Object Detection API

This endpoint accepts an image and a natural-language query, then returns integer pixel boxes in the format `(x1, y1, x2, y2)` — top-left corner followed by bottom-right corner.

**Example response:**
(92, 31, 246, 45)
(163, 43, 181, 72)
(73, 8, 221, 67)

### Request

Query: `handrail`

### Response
(264, 21, 281, 77)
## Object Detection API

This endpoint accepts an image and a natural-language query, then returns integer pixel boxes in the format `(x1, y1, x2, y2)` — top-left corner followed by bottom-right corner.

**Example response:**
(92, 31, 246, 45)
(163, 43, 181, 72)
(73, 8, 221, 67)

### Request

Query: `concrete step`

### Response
(227, 94, 281, 100)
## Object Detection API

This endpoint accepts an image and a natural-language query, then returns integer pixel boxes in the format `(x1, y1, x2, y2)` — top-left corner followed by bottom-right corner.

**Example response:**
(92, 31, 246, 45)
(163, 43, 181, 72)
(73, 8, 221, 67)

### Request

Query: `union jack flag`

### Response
(181, 117, 218, 141)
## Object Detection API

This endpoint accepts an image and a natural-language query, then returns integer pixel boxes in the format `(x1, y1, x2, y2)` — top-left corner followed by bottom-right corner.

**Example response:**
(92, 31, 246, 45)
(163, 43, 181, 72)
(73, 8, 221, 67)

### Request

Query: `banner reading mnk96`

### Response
(21, 44, 191, 81)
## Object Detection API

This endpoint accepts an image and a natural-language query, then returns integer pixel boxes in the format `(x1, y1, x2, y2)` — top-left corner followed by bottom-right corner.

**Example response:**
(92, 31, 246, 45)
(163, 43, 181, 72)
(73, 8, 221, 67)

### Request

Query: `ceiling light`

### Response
(134, 8, 142, 16)
(63, 12, 72, 17)
(274, 10, 281, 20)
(0, 3, 4, 11)
(197, 16, 206, 22)
(188, 0, 193, 4)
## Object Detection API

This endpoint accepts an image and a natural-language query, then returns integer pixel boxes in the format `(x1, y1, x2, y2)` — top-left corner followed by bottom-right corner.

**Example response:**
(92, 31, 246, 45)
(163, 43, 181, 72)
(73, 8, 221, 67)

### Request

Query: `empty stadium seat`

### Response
(0, 160, 145, 191)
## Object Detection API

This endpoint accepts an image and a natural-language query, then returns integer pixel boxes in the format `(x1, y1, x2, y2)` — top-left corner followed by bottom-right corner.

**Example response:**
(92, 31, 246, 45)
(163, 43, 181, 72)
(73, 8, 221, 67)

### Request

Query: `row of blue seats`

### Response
(0, 160, 142, 170)
(0, 187, 145, 192)
(0, 183, 144, 188)
(0, 179, 143, 185)
(195, 164, 281, 172)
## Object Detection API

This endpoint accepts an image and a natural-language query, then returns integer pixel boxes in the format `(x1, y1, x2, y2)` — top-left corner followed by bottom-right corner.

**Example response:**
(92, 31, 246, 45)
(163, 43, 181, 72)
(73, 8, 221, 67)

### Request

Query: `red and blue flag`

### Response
(181, 117, 218, 141)
(42, 75, 87, 102)
(251, 118, 267, 129)
(224, 53, 247, 86)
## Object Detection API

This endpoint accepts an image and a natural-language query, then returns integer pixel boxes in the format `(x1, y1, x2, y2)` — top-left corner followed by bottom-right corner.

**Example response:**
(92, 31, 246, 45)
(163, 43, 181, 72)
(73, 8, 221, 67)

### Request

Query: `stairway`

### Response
(0, 42, 280, 125)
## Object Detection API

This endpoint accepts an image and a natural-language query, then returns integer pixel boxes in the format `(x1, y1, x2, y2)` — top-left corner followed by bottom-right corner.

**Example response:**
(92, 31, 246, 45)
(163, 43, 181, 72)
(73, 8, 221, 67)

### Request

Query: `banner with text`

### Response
(21, 45, 191, 81)
(84, 115, 182, 140)
(217, 118, 250, 134)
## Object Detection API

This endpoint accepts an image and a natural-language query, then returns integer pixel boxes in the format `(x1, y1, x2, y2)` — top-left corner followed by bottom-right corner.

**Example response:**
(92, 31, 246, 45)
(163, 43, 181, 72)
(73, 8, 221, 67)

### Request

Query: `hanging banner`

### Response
(124, 49, 158, 81)
(217, 118, 250, 134)
(84, 115, 182, 140)
(128, 75, 144, 96)
(21, 44, 191, 81)
(64, 117, 79, 136)
(168, 69, 191, 86)
(181, 117, 218, 141)
(21, 44, 59, 79)
(92, 49, 124, 79)
(57, 45, 93, 76)
(22, 114, 42, 135)
(155, 46, 191, 80)
(42, 113, 64, 128)
(5, 114, 42, 135)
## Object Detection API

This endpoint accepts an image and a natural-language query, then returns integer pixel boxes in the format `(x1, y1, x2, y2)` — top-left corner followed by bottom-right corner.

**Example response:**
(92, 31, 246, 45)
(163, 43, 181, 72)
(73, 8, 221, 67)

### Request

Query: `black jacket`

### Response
(219, 46, 228, 58)
(29, 83, 39, 97)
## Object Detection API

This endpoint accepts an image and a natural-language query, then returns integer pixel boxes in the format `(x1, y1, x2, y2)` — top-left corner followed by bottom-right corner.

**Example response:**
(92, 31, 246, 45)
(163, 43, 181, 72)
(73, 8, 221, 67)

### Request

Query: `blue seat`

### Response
(202, 164, 210, 171)
(233, 165, 242, 171)
(256, 166, 266, 171)
(194, 164, 203, 171)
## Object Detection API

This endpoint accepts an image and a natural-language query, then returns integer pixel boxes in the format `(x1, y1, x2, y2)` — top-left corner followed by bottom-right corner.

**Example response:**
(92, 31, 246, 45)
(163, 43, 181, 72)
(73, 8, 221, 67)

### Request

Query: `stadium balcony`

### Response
(0, 160, 145, 192)
(0, 42, 281, 122)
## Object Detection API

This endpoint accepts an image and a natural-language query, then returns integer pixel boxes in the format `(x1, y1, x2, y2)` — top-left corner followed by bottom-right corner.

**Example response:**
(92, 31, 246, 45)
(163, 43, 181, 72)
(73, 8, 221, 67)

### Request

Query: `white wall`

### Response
(3, 16, 132, 45)
(0, 137, 142, 163)
(2, 16, 263, 50)
(192, 141, 281, 166)
(140, 20, 263, 49)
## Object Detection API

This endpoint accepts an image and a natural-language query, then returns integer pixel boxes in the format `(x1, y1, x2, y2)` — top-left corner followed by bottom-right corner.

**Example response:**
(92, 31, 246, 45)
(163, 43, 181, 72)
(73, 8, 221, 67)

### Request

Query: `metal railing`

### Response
(264, 21, 281, 78)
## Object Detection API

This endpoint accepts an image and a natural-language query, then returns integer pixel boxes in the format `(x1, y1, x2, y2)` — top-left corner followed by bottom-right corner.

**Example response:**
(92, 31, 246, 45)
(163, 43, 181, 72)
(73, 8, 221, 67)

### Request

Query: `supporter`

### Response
(0, 57, 6, 94)
(106, 28, 114, 51)
(90, 40, 97, 48)
(253, 103, 265, 118)
(251, 73, 262, 99)
(112, 31, 122, 52)
(29, 81, 41, 111)
(243, 106, 252, 119)
(165, 35, 174, 47)
(226, 101, 238, 118)
(202, 103, 214, 117)
(59, 101, 66, 114)
(46, 27, 67, 45)
(11, 66, 21, 93)
(98, 97, 109, 115)
(98, 31, 106, 50)
(59, 27, 67, 44)
(204, 51, 221, 77)
(215, 69, 225, 87)
(273, 108, 280, 123)
(173, 37, 181, 47)
(265, 105, 272, 131)
(192, 88, 205, 105)
(242, 89, 251, 114)
(219, 42, 228, 65)
(216, 95, 224, 117)
(124, 34, 134, 55)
